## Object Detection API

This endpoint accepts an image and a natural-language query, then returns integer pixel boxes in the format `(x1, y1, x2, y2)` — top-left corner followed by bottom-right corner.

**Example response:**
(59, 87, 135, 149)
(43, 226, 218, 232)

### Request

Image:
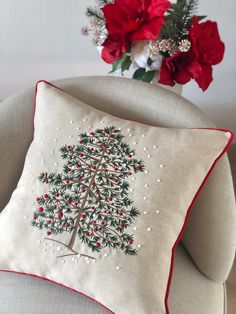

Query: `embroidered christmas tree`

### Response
(32, 126, 144, 260)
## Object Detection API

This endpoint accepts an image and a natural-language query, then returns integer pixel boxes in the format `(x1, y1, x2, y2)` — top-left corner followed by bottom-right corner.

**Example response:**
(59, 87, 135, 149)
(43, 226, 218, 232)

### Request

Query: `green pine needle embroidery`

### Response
(32, 126, 145, 261)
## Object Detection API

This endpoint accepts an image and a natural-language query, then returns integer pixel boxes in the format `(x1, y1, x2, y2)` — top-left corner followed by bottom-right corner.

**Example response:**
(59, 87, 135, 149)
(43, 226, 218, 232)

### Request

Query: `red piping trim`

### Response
(0, 270, 115, 314)
(2, 80, 234, 314)
(164, 128, 234, 314)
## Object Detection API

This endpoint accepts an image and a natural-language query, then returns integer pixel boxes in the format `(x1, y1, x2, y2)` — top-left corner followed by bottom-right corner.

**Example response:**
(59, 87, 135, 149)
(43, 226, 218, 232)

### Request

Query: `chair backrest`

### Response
(0, 76, 235, 283)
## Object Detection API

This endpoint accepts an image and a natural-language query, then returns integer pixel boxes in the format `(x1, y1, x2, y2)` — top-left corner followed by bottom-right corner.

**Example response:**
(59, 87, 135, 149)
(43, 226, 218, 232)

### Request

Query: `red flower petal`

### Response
(195, 64, 213, 91)
(102, 0, 171, 61)
(102, 35, 127, 64)
(189, 17, 225, 66)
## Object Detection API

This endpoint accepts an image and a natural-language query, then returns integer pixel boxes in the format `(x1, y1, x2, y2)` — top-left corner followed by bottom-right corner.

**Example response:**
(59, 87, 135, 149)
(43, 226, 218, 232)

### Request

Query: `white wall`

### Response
(0, 0, 235, 136)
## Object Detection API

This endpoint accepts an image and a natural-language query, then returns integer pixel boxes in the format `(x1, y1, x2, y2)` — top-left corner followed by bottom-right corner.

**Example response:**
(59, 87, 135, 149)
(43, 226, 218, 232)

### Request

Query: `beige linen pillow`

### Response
(0, 81, 233, 314)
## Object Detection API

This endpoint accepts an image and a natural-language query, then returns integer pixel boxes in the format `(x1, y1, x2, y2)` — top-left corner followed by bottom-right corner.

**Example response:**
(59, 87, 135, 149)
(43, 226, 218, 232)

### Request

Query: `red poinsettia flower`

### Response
(101, 0, 172, 63)
(159, 17, 225, 91)
(188, 16, 225, 90)
(102, 34, 128, 64)
(159, 51, 201, 86)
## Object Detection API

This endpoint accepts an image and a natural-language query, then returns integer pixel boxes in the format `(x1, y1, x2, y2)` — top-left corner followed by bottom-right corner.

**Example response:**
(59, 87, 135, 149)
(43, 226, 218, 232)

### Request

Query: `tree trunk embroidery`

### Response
(32, 126, 145, 260)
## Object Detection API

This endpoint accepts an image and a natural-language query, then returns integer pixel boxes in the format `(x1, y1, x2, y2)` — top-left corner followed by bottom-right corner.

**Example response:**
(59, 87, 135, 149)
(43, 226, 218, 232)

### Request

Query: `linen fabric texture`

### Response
(0, 81, 232, 314)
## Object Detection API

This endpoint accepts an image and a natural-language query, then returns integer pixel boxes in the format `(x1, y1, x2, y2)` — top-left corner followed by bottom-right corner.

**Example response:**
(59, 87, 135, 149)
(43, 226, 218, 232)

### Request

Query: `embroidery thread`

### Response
(32, 126, 145, 260)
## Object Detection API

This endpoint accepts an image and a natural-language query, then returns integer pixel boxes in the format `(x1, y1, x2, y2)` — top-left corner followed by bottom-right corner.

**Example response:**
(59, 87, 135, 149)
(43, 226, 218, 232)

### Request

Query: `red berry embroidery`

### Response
(96, 242, 101, 247)
(44, 194, 48, 199)
(38, 207, 44, 213)
(58, 212, 63, 218)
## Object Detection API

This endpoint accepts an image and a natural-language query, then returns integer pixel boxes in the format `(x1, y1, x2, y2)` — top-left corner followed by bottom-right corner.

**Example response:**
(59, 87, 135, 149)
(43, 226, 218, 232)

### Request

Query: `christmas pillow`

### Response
(0, 81, 233, 314)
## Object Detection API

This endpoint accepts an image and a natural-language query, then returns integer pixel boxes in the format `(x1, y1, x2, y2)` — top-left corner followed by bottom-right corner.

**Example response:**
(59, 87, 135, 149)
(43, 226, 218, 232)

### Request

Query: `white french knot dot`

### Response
(143, 211, 148, 215)
(50, 150, 54, 154)
(129, 134, 132, 137)
(127, 128, 130, 132)
(61, 260, 65, 264)
(144, 170, 148, 174)
(53, 138, 57, 142)
(157, 179, 161, 183)
(133, 142, 137, 146)
(153, 145, 157, 149)
(143, 147, 147, 151)
(137, 244, 142, 248)
(144, 184, 148, 188)
(147, 227, 152, 232)
(160, 164, 165, 168)
(56, 127, 60, 130)
(70, 120, 73, 124)
(156, 210, 160, 214)
(142, 134, 145, 138)
(143, 196, 147, 200)
(100, 120, 104, 124)
(69, 135, 73, 139)
(133, 227, 137, 231)
(116, 266, 121, 270)
(147, 154, 151, 158)
(83, 118, 88, 122)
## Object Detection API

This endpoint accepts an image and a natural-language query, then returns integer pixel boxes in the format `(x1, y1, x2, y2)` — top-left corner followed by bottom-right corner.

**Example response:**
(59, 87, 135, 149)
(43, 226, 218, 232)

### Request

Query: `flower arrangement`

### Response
(82, 0, 225, 91)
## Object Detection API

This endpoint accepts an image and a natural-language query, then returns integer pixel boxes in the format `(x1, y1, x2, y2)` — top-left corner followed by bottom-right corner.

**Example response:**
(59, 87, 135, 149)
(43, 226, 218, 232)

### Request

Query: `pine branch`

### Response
(160, 0, 199, 42)
(96, 0, 113, 6)
(86, 6, 104, 20)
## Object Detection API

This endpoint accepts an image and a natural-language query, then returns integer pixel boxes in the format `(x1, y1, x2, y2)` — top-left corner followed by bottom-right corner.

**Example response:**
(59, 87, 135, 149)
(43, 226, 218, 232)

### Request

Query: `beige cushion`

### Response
(0, 81, 232, 314)
(0, 244, 224, 314)
(0, 76, 235, 314)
